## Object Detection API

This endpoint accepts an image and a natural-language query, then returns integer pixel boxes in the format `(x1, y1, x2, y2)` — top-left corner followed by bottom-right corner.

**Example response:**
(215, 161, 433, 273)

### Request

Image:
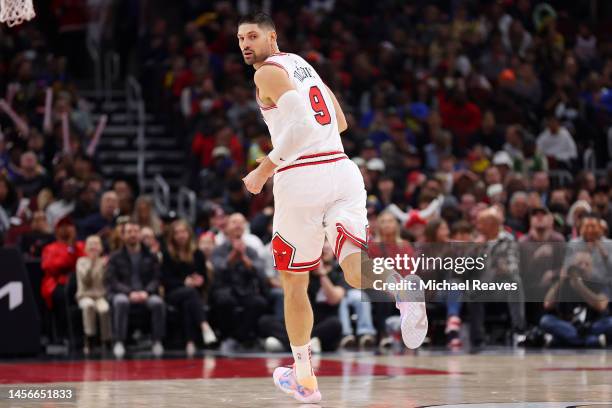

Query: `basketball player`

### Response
(238, 13, 427, 403)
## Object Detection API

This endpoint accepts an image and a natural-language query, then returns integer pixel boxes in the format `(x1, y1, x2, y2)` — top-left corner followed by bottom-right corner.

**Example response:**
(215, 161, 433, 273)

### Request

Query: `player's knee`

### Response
(279, 271, 308, 297)
(340, 251, 364, 289)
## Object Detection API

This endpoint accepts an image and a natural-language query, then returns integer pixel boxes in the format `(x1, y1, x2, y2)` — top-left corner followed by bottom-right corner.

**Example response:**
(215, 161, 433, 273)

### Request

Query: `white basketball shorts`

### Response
(271, 151, 368, 273)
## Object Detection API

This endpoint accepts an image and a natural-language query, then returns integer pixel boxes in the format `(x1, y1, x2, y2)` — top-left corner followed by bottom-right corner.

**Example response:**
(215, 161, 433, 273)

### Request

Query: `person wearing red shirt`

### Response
(191, 125, 245, 169)
(438, 88, 482, 155)
(41, 215, 85, 340)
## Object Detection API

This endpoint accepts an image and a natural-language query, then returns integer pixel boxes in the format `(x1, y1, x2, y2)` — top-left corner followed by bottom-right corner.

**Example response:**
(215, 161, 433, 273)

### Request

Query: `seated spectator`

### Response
(259, 242, 345, 353)
(210, 212, 268, 348)
(540, 251, 611, 347)
(451, 220, 474, 241)
(18, 210, 54, 259)
(566, 200, 591, 240)
(564, 213, 612, 281)
(140, 226, 162, 261)
(161, 219, 217, 356)
(197, 231, 216, 277)
(108, 216, 130, 252)
(41, 215, 85, 341)
(13, 151, 49, 199)
(505, 191, 529, 235)
(516, 135, 548, 174)
(530, 172, 550, 204)
(72, 178, 102, 221)
(77, 190, 119, 243)
(469, 207, 526, 349)
(45, 178, 78, 228)
(592, 185, 612, 238)
(75, 235, 111, 354)
(425, 218, 463, 348)
(105, 221, 165, 358)
(215, 212, 265, 254)
(133, 195, 162, 236)
(536, 114, 577, 169)
(112, 179, 135, 216)
(519, 207, 566, 326)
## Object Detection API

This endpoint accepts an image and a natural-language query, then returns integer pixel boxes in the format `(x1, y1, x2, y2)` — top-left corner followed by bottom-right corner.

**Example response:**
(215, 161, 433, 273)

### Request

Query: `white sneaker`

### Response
(513, 332, 527, 348)
(544, 333, 554, 347)
(396, 274, 428, 349)
(598, 334, 607, 348)
(202, 323, 217, 345)
(310, 337, 322, 354)
(339, 334, 357, 349)
(152, 341, 164, 357)
(186, 342, 196, 357)
(379, 336, 395, 351)
(264, 337, 285, 352)
(113, 342, 125, 359)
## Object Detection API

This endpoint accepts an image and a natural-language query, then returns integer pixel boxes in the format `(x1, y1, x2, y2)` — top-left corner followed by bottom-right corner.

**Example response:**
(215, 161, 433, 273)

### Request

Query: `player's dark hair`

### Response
(238, 12, 275, 30)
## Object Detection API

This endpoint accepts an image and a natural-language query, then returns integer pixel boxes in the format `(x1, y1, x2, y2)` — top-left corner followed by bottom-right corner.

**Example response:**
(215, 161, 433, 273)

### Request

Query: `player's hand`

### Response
(242, 167, 268, 194)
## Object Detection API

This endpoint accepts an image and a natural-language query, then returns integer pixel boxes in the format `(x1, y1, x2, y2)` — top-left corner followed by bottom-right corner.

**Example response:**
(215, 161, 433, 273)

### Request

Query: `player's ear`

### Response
(269, 30, 277, 44)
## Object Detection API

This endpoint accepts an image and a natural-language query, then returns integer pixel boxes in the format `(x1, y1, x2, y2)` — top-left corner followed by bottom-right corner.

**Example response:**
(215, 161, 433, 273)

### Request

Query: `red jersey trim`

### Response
(260, 61, 289, 77)
(334, 222, 367, 260)
(276, 156, 347, 173)
(296, 151, 344, 160)
(256, 88, 277, 110)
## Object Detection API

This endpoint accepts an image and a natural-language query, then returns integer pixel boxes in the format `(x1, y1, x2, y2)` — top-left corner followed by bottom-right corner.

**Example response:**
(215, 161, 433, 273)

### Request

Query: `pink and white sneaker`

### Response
(396, 274, 428, 349)
(272, 365, 322, 404)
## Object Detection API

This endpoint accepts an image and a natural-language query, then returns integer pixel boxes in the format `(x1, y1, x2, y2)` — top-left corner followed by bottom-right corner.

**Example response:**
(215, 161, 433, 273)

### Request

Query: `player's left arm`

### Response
(324, 84, 347, 133)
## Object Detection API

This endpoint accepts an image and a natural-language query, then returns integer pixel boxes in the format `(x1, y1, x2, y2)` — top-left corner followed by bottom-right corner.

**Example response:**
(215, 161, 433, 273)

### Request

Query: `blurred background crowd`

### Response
(0, 0, 611, 357)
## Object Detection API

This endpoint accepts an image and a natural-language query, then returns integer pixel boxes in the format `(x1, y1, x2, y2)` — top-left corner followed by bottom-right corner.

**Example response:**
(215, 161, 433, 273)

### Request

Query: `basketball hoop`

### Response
(0, 0, 35, 27)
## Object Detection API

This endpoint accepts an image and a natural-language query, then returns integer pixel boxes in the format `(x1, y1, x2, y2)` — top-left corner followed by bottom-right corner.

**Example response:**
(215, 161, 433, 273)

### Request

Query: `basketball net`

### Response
(0, 0, 35, 27)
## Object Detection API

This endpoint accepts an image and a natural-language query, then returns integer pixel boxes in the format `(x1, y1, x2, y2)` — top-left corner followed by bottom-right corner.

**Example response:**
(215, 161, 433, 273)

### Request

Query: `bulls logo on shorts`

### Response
(271, 233, 296, 271)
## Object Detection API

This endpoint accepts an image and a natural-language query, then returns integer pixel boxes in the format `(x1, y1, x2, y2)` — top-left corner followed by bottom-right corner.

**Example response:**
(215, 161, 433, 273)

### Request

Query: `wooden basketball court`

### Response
(1, 349, 610, 407)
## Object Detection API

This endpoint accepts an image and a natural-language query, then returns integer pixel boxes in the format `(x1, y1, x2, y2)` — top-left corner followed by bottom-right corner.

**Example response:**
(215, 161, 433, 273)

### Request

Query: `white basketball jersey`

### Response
(256, 52, 344, 169)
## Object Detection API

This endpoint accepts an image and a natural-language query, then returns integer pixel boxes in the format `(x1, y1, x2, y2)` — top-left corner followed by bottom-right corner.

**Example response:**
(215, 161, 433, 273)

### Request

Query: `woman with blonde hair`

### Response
(76, 235, 112, 355)
(161, 219, 217, 356)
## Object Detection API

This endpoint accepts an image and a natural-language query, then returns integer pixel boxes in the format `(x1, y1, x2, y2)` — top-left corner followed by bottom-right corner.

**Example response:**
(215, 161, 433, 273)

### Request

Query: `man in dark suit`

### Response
(106, 220, 165, 358)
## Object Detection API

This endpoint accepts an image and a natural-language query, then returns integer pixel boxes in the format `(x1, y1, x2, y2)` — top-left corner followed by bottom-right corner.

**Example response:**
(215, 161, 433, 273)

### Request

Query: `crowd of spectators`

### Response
(1, 0, 612, 356)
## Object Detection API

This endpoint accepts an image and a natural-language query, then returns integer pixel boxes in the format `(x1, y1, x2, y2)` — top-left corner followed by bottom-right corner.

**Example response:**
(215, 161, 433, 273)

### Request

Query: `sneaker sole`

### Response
(273, 374, 322, 403)
(396, 274, 428, 349)
(400, 300, 428, 349)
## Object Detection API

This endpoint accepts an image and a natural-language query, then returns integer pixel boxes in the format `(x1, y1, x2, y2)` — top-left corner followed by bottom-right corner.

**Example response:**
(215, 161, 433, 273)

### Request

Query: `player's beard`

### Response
(244, 50, 259, 65)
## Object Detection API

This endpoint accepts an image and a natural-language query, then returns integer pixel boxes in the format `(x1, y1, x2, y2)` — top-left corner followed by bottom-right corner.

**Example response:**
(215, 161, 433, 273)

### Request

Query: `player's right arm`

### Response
(324, 84, 347, 133)
(243, 65, 319, 194)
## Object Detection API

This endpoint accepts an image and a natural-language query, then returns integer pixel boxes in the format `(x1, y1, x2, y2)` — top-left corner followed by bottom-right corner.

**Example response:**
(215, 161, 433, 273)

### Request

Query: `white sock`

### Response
(291, 342, 313, 379)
